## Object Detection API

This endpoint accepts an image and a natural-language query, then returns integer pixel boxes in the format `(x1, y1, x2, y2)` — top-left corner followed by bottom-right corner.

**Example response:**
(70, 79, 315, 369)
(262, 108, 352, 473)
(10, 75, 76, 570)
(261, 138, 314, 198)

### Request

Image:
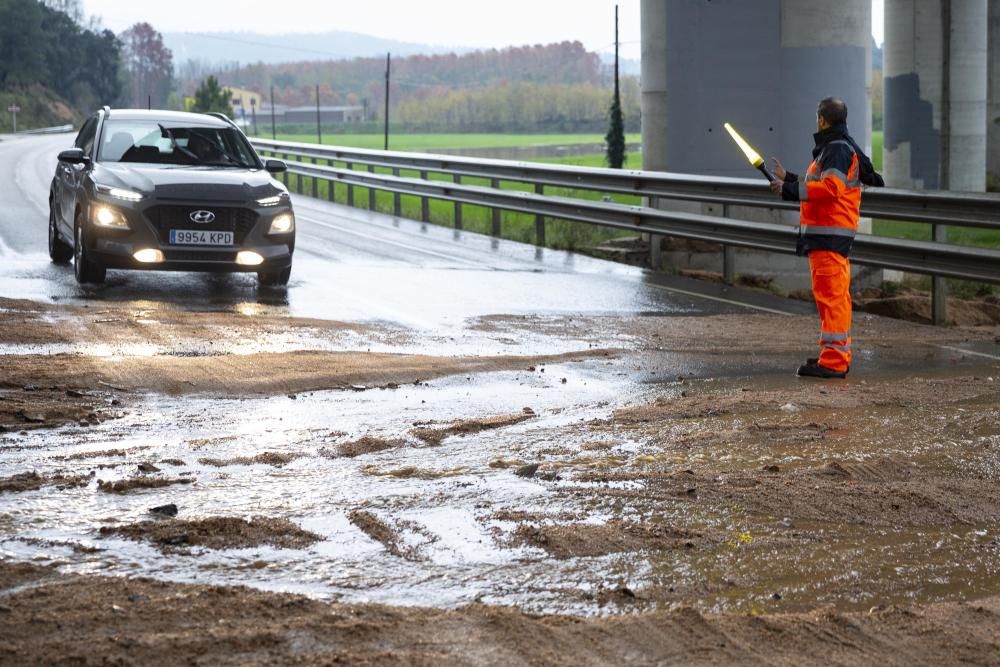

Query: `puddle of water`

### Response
(3, 356, 998, 616)
(0, 361, 663, 614)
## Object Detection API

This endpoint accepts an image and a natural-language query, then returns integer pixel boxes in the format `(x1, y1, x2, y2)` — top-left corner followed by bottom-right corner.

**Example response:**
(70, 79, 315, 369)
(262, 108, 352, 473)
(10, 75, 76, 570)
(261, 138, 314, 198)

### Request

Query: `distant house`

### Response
(227, 87, 264, 113)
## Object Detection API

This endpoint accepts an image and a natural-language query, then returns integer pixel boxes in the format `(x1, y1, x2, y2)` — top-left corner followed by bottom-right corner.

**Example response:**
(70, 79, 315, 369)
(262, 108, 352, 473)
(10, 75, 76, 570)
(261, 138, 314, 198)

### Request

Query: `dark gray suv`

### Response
(49, 108, 295, 286)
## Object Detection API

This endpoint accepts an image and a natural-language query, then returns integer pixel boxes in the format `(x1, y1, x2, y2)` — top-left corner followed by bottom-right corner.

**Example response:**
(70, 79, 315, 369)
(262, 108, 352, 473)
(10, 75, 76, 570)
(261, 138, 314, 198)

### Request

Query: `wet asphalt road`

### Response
(0, 133, 809, 331)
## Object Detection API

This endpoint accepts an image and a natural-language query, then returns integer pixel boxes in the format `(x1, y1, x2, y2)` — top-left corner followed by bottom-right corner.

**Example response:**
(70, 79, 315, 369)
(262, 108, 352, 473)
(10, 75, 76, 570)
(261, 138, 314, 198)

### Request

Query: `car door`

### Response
(58, 116, 98, 233)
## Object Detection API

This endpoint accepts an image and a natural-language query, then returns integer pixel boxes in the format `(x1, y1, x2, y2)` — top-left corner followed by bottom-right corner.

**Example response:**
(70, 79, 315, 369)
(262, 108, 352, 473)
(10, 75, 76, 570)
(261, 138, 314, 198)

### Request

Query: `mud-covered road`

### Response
(2, 134, 1000, 665)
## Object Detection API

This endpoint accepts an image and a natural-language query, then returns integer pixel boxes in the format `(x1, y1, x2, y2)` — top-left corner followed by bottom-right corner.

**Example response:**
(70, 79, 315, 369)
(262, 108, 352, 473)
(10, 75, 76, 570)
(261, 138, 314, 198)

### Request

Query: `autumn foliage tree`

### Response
(120, 22, 173, 108)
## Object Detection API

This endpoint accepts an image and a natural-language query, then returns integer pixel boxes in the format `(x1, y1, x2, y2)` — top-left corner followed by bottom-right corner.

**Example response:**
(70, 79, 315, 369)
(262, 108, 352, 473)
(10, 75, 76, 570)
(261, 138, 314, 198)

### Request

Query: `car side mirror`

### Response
(265, 159, 287, 174)
(58, 148, 91, 165)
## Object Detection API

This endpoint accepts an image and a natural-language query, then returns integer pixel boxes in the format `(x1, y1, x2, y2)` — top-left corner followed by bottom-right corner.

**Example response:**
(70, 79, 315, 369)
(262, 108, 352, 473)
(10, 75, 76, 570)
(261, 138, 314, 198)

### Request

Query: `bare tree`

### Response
(120, 22, 173, 108)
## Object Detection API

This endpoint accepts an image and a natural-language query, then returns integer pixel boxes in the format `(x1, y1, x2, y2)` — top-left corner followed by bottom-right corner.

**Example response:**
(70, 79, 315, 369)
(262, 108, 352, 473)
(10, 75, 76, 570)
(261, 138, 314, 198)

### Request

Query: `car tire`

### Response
(257, 266, 291, 287)
(49, 206, 73, 263)
(74, 217, 106, 284)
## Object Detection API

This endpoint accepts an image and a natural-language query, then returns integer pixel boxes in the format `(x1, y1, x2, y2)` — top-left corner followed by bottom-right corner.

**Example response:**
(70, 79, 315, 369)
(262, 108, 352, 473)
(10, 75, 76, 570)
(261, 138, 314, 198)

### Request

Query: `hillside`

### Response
(0, 84, 79, 133)
(167, 30, 471, 68)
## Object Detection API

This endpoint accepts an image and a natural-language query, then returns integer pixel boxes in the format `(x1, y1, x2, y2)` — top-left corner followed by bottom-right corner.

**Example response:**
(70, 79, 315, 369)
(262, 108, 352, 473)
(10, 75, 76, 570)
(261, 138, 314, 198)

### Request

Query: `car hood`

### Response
(94, 163, 284, 202)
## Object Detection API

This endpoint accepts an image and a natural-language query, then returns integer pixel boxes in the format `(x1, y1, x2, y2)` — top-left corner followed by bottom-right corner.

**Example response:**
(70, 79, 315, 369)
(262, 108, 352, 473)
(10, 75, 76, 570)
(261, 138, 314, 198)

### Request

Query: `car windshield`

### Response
(97, 120, 259, 168)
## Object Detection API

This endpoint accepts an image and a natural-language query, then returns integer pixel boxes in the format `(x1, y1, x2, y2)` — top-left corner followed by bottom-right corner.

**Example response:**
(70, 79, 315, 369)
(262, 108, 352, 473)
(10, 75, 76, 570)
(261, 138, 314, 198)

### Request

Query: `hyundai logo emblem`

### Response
(189, 210, 216, 224)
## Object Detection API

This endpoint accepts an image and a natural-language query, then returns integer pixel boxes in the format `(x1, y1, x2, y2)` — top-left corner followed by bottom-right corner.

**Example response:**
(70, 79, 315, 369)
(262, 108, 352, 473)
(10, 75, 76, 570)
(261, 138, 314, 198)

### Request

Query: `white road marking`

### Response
(643, 283, 796, 315)
(15, 149, 50, 218)
(932, 345, 1000, 362)
(297, 214, 487, 268)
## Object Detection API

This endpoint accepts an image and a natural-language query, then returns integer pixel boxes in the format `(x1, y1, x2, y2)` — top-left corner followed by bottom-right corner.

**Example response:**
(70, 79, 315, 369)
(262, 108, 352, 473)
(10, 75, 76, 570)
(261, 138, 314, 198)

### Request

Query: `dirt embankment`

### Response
(2, 563, 998, 666)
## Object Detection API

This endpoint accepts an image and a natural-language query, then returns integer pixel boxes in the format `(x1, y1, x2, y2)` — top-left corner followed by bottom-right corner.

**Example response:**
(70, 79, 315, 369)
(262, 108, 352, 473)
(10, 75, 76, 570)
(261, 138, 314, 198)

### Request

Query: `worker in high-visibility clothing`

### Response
(769, 97, 863, 379)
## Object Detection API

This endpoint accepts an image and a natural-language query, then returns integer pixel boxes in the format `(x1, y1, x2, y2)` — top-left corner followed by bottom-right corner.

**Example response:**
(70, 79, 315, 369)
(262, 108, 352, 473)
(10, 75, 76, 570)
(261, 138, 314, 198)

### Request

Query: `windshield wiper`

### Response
(158, 124, 200, 162)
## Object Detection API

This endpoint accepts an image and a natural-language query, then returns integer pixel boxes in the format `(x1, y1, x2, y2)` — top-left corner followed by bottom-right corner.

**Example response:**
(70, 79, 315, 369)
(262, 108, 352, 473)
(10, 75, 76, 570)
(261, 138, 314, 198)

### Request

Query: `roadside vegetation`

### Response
(868, 130, 997, 298)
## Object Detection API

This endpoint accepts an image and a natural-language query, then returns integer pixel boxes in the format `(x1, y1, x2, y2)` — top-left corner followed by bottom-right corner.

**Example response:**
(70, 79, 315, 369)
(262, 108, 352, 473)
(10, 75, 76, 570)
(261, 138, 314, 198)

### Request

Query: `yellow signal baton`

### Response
(724, 122, 777, 182)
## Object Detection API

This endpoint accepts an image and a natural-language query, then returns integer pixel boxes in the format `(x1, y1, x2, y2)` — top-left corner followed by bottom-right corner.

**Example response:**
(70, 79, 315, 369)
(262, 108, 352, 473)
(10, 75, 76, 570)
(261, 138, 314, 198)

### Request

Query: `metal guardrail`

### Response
(17, 124, 74, 135)
(251, 138, 1000, 322)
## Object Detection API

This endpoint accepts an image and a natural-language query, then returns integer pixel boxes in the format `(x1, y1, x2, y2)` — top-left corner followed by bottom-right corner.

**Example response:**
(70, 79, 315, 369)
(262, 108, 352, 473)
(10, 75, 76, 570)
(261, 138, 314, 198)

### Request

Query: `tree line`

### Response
(0, 0, 179, 125)
(0, 0, 120, 113)
(1, 1, 636, 136)
(183, 41, 639, 133)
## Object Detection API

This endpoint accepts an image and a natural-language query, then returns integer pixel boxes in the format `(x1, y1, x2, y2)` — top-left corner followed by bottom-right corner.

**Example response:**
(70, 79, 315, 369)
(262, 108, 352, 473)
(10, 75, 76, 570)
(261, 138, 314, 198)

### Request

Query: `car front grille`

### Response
(145, 205, 258, 245)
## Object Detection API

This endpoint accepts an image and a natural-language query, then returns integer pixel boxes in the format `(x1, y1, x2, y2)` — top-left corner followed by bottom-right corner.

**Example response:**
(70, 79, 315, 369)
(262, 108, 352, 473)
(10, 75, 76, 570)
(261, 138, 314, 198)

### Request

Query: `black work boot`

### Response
(797, 362, 847, 379)
(806, 358, 850, 372)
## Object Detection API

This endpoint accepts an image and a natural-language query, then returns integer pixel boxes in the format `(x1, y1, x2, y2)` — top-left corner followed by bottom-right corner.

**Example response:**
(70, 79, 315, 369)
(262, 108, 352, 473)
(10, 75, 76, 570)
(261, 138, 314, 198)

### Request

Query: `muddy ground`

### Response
(2, 295, 1000, 664)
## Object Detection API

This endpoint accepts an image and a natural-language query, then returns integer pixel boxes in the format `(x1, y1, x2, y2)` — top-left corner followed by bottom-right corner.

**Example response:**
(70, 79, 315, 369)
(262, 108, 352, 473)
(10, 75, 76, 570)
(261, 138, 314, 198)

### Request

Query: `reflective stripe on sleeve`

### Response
(804, 168, 861, 188)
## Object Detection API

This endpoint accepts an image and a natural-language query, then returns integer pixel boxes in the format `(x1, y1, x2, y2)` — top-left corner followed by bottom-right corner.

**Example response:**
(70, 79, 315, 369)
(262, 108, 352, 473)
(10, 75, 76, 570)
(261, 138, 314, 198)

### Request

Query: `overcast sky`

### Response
(81, 0, 884, 60)
(83, 0, 643, 59)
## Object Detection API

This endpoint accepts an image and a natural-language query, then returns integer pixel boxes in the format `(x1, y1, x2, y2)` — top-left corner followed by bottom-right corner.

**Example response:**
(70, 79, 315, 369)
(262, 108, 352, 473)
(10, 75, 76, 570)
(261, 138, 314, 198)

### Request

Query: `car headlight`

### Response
(268, 213, 295, 234)
(256, 194, 286, 207)
(95, 184, 143, 202)
(92, 205, 130, 229)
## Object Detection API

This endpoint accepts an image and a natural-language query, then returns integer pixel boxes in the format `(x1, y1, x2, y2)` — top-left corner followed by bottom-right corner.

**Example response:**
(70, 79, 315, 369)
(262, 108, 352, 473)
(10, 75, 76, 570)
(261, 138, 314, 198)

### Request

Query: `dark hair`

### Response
(817, 97, 848, 125)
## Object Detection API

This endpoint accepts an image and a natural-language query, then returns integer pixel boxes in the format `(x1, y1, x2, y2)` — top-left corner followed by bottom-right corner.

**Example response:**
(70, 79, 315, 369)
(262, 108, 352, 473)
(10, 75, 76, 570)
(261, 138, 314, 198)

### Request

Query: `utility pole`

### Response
(315, 83, 322, 145)
(384, 52, 391, 150)
(7, 104, 20, 133)
(250, 97, 258, 136)
(270, 84, 276, 140)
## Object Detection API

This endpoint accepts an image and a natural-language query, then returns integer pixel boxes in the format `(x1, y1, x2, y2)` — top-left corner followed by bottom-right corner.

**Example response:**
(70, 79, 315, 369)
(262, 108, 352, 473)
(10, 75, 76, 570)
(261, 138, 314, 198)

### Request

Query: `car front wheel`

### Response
(49, 206, 73, 263)
(74, 219, 106, 284)
(258, 265, 291, 287)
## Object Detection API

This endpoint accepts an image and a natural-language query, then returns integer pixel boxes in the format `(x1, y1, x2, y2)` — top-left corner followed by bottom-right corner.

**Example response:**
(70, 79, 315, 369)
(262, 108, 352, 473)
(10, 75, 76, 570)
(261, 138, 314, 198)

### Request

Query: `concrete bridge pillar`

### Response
(988, 0, 1000, 186)
(884, 0, 988, 192)
(639, 0, 872, 289)
(641, 0, 871, 177)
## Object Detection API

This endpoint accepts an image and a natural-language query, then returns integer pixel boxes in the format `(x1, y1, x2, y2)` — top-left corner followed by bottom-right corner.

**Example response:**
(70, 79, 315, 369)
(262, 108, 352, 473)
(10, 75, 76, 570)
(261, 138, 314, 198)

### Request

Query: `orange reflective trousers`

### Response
(809, 250, 852, 372)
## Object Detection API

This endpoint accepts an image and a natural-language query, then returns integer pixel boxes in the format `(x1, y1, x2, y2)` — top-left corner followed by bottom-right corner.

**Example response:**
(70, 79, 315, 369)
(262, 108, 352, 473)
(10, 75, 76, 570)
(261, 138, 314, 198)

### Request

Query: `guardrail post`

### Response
(346, 162, 354, 207)
(368, 165, 376, 210)
(722, 204, 736, 283)
(534, 183, 545, 246)
(295, 172, 303, 195)
(648, 196, 662, 271)
(327, 160, 336, 202)
(420, 170, 430, 222)
(311, 158, 318, 198)
(453, 174, 463, 230)
(281, 154, 289, 186)
(932, 224, 948, 325)
(491, 178, 501, 237)
(392, 168, 401, 216)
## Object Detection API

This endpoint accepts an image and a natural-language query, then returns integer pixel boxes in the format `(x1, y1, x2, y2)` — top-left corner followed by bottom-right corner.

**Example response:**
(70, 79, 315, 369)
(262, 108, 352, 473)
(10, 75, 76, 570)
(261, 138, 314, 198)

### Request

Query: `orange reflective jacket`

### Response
(780, 125, 863, 257)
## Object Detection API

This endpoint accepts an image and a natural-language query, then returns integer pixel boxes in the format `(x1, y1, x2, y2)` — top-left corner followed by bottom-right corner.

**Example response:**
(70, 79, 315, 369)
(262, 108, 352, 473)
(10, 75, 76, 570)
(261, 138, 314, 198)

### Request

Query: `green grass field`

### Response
(868, 130, 1000, 250)
(273, 132, 641, 152)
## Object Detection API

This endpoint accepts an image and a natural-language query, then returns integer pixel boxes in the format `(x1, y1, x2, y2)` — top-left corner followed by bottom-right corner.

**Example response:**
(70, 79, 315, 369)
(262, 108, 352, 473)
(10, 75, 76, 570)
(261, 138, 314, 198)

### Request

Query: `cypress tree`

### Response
(605, 5, 626, 169)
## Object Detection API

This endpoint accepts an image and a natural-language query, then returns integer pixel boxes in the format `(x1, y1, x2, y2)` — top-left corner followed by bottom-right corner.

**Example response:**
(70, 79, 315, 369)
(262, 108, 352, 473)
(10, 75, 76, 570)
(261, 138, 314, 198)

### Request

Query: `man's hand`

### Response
(771, 157, 787, 181)
(769, 179, 783, 194)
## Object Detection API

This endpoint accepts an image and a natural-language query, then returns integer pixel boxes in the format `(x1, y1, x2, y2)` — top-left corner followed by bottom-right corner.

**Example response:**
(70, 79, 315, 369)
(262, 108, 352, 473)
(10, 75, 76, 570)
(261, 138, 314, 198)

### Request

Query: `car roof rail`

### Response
(204, 112, 238, 128)
(101, 105, 111, 118)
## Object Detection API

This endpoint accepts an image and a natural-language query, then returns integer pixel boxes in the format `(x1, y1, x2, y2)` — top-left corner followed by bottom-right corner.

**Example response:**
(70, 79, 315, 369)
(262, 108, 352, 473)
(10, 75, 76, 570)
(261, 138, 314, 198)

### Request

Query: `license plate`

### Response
(169, 229, 234, 245)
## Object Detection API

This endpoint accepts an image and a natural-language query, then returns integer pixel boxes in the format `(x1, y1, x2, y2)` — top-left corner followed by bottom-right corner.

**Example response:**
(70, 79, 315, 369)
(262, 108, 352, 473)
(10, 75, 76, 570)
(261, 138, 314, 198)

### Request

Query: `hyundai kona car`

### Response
(49, 107, 295, 286)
